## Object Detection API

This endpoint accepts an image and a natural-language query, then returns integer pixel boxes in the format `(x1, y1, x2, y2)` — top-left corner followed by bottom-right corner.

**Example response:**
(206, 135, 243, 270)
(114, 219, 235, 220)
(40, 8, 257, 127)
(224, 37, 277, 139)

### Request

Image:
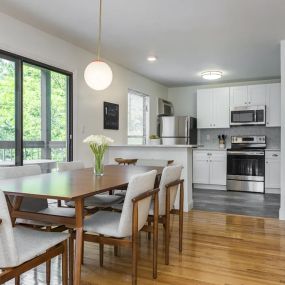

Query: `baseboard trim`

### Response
(265, 188, 280, 194)
(194, 184, 226, 191)
(279, 207, 285, 220)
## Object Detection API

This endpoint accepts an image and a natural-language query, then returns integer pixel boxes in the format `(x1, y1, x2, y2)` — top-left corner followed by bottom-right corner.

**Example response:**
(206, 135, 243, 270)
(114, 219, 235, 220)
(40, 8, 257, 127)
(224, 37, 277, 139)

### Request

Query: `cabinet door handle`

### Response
(272, 154, 279, 157)
(248, 101, 251, 104)
(244, 102, 247, 104)
(266, 161, 268, 164)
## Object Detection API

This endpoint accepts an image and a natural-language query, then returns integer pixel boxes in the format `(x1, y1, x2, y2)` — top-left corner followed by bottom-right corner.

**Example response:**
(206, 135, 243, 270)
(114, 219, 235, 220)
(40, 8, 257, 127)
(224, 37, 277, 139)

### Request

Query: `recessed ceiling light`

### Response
(147, 56, 157, 62)
(201, 71, 223, 80)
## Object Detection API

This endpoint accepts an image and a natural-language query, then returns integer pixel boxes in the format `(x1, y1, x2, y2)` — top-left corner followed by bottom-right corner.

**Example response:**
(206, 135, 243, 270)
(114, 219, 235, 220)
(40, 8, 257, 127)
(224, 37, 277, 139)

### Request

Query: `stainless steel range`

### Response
(227, 135, 266, 193)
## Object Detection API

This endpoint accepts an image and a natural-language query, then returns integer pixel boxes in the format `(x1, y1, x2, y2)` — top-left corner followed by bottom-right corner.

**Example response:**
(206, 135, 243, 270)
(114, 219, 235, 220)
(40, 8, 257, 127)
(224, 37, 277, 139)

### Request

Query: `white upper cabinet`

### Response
(197, 89, 212, 129)
(266, 83, 281, 127)
(230, 85, 266, 107)
(197, 87, 229, 129)
(230, 86, 248, 107)
(247, 84, 266, 106)
(212, 88, 230, 128)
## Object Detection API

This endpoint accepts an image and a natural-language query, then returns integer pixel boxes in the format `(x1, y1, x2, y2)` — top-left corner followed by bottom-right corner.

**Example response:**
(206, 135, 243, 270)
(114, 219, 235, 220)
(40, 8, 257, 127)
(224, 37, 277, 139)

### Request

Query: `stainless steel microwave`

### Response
(230, 106, 266, 126)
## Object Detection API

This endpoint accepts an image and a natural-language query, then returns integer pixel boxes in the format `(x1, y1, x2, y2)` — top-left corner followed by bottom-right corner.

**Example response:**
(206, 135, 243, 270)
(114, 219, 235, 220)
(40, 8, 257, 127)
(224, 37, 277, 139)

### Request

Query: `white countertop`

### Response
(265, 148, 280, 151)
(110, 144, 198, 148)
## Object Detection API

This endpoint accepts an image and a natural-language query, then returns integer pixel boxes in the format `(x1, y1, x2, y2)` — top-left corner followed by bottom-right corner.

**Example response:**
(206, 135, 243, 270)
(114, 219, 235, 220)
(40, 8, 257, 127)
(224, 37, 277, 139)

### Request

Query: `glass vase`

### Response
(94, 154, 104, 176)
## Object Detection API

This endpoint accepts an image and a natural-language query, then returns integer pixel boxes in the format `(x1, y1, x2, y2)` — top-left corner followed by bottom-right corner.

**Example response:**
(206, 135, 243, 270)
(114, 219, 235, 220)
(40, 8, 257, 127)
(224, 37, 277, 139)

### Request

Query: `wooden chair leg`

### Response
(15, 276, 20, 285)
(100, 236, 104, 267)
(81, 232, 84, 265)
(114, 246, 119, 256)
(46, 226, 52, 285)
(46, 260, 51, 285)
(132, 230, 138, 285)
(179, 182, 184, 252)
(147, 220, 152, 240)
(153, 192, 158, 279)
(165, 194, 171, 265)
(62, 240, 68, 285)
(68, 230, 74, 285)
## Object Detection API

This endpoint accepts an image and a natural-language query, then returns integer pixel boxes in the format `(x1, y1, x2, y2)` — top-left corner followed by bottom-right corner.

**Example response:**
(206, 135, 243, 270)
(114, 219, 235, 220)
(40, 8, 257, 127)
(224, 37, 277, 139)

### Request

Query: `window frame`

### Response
(0, 48, 73, 165)
(127, 89, 150, 145)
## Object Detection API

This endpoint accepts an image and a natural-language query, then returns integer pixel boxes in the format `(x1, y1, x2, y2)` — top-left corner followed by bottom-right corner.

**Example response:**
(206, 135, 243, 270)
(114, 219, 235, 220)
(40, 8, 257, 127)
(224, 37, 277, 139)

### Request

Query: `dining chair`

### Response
(58, 161, 124, 208)
(83, 170, 159, 285)
(147, 164, 184, 265)
(0, 165, 76, 284)
(0, 190, 69, 285)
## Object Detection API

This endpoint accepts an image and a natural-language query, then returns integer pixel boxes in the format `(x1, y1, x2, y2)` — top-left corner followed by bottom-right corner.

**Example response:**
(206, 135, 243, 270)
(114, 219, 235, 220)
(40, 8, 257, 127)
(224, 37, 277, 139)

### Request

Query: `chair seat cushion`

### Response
(66, 195, 124, 208)
(13, 226, 69, 267)
(16, 207, 75, 227)
(38, 207, 76, 217)
(111, 203, 123, 211)
(84, 211, 125, 238)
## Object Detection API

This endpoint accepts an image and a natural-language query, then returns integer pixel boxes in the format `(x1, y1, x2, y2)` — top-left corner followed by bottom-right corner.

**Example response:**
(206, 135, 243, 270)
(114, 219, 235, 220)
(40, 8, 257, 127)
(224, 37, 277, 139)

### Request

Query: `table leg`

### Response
(74, 199, 84, 285)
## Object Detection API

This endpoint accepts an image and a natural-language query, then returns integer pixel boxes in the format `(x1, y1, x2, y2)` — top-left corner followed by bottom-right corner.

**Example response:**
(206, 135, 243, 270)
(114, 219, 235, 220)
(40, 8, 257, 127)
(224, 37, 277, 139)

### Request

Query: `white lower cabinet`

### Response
(193, 150, 227, 186)
(265, 150, 280, 192)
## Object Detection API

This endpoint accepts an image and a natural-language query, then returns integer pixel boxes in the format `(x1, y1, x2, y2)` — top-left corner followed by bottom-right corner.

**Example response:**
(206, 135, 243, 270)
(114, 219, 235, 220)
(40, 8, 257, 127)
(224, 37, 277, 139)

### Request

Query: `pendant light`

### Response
(84, 0, 113, 91)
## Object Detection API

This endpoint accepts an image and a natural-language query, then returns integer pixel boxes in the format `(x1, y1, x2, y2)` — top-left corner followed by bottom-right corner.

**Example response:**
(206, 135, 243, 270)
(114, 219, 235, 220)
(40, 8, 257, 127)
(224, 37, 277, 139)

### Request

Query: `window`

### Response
(128, 89, 149, 144)
(0, 49, 73, 168)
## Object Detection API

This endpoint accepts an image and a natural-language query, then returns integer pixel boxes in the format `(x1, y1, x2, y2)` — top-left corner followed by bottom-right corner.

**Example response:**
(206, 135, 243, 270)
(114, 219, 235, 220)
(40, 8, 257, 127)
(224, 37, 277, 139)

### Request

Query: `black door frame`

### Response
(0, 49, 73, 164)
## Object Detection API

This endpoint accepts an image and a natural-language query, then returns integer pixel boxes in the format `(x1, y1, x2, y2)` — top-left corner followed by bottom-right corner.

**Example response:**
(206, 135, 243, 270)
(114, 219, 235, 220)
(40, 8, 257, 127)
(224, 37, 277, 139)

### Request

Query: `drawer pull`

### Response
(272, 154, 279, 157)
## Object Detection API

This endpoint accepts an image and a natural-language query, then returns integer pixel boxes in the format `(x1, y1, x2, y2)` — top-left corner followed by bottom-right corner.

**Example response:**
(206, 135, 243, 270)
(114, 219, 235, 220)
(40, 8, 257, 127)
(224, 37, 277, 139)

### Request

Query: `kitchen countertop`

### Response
(265, 148, 281, 151)
(109, 144, 198, 148)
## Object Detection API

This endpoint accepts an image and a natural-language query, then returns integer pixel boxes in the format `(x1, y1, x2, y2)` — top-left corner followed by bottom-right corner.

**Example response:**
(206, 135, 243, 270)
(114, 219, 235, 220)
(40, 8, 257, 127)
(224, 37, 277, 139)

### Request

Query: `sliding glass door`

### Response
(0, 50, 73, 169)
(0, 56, 16, 166)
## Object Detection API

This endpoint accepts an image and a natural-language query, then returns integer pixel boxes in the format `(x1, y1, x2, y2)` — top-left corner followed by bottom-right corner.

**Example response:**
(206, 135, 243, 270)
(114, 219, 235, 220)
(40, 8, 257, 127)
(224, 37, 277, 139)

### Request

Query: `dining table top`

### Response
(0, 165, 163, 201)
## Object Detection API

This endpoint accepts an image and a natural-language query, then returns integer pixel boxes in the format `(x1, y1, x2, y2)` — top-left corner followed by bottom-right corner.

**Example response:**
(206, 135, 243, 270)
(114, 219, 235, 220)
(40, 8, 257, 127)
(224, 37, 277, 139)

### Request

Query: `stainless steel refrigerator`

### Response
(159, 116, 197, 145)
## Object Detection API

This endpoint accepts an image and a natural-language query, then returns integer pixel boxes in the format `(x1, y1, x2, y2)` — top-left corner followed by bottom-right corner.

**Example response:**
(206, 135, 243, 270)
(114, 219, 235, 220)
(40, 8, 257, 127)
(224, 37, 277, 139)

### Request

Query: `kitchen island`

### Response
(106, 144, 198, 212)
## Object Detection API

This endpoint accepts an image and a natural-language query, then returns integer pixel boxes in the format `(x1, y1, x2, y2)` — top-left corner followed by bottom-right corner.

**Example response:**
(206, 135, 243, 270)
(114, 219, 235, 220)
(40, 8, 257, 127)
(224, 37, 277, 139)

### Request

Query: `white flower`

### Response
(83, 135, 114, 145)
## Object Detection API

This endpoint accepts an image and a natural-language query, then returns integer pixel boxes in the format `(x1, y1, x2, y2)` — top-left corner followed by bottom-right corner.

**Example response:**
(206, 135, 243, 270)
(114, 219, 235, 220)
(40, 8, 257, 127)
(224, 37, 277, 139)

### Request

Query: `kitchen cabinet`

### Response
(247, 84, 267, 106)
(265, 150, 280, 190)
(230, 86, 248, 107)
(230, 84, 266, 108)
(193, 150, 227, 186)
(266, 83, 281, 127)
(197, 87, 229, 129)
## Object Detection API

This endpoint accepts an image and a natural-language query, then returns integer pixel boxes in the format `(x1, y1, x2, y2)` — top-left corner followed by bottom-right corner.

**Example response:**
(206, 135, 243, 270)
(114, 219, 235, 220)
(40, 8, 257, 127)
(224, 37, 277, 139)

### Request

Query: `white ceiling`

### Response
(0, 0, 284, 87)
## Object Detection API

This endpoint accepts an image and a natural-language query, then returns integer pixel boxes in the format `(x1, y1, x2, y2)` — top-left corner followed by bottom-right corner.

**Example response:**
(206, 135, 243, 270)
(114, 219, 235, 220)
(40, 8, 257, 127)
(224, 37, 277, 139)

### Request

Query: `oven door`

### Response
(227, 150, 265, 192)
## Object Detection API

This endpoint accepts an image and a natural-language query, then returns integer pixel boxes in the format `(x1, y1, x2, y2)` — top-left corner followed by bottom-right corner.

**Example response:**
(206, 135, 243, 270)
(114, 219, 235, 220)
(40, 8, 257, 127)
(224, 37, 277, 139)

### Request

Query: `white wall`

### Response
(280, 40, 285, 220)
(0, 12, 168, 165)
(168, 79, 280, 117)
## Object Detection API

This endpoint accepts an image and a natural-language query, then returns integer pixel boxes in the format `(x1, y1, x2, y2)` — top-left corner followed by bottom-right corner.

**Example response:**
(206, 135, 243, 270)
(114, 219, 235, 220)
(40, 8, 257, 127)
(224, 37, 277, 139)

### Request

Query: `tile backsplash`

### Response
(198, 127, 280, 149)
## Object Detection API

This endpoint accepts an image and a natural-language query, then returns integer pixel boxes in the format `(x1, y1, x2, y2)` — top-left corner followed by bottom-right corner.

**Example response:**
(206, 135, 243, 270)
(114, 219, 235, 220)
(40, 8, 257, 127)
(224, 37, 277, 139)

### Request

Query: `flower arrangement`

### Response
(83, 135, 114, 176)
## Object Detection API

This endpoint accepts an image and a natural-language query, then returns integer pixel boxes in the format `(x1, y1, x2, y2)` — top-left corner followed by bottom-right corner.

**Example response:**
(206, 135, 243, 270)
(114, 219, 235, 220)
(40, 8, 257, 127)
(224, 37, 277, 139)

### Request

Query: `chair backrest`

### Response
(0, 190, 19, 268)
(0, 165, 47, 211)
(158, 164, 183, 215)
(118, 170, 157, 237)
(57, 161, 85, 172)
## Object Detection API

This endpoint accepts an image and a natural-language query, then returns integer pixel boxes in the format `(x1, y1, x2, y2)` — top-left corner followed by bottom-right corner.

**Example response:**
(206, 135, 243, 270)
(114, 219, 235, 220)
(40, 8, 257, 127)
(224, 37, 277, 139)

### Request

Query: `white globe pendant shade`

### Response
(84, 60, 113, 91)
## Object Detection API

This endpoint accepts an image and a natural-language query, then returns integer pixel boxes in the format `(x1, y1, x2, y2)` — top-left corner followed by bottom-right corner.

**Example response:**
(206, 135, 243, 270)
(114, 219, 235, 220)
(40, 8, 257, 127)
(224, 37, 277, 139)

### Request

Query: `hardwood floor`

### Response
(5, 210, 285, 285)
(194, 188, 280, 218)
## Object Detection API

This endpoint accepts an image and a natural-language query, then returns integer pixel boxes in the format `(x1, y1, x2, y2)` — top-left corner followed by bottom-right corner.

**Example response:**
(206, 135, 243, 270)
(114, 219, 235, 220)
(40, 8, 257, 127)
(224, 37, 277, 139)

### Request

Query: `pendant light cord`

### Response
(97, 0, 102, 61)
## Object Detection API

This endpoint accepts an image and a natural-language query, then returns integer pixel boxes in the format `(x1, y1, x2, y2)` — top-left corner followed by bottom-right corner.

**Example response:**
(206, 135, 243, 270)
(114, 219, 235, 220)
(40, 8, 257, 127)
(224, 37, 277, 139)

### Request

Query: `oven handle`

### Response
(227, 151, 264, 156)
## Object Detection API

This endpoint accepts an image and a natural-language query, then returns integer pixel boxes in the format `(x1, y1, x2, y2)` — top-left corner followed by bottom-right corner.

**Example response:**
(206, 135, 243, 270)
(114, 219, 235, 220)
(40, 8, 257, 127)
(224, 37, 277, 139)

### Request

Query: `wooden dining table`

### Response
(0, 164, 163, 285)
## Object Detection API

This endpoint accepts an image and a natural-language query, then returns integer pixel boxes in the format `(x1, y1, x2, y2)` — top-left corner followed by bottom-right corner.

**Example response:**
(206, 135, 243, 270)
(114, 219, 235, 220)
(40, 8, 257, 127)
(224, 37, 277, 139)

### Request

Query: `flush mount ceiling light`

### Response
(147, 56, 157, 62)
(84, 0, 113, 91)
(201, 71, 223, 80)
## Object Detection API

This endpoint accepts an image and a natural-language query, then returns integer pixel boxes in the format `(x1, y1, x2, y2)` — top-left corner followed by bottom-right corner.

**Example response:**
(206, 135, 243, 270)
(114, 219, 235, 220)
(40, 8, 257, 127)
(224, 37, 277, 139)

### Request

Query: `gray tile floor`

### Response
(193, 188, 280, 218)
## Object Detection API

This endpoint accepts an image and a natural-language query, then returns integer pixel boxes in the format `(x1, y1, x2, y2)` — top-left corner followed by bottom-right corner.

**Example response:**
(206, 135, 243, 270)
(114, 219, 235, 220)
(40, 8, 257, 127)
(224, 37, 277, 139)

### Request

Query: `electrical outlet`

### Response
(206, 134, 211, 141)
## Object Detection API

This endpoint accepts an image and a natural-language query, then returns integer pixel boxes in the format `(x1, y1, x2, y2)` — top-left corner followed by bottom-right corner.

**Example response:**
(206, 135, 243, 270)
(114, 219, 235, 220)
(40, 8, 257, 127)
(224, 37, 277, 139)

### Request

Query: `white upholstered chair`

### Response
(148, 164, 184, 265)
(0, 165, 75, 222)
(58, 161, 124, 208)
(83, 170, 159, 285)
(0, 190, 69, 285)
(0, 165, 75, 283)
